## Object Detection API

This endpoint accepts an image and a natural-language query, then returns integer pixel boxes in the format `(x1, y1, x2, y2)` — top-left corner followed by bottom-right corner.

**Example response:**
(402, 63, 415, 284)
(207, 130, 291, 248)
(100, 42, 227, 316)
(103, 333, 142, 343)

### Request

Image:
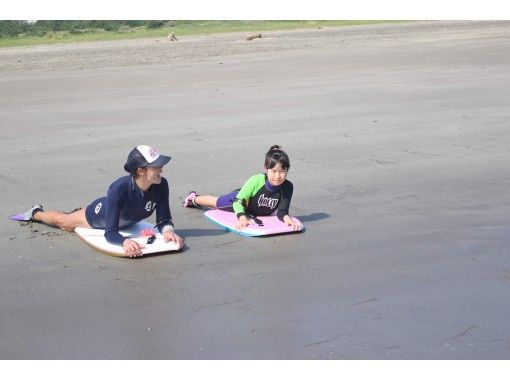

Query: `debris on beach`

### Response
(246, 33, 262, 41)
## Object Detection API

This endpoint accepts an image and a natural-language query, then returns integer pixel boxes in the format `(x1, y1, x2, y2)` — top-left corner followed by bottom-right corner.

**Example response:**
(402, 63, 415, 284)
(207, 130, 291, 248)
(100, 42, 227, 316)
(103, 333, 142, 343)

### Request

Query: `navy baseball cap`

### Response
(124, 145, 171, 172)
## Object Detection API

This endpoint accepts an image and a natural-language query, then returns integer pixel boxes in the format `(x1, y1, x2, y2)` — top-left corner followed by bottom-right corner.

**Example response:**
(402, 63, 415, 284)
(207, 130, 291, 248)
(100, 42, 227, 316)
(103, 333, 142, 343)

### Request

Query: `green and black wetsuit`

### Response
(216, 173, 293, 221)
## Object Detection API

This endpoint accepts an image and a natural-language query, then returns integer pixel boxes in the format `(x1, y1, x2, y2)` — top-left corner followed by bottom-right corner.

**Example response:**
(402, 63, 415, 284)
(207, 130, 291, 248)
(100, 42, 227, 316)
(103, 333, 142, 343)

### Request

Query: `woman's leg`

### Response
(33, 208, 91, 232)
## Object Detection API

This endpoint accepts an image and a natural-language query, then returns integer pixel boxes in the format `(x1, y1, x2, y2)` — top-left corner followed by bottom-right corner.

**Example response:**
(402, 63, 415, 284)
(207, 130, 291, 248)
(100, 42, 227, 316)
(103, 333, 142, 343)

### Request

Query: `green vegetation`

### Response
(0, 20, 402, 48)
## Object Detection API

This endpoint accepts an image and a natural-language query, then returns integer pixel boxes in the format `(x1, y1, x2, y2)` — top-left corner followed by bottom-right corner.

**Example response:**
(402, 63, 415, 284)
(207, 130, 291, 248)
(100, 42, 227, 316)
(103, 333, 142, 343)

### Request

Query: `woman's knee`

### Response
(56, 210, 87, 231)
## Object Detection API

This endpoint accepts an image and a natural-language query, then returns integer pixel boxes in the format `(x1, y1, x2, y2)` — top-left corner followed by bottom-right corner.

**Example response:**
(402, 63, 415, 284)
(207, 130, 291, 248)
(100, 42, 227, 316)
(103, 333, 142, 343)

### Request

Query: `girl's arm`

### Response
(233, 174, 265, 230)
(232, 174, 264, 219)
(277, 181, 299, 230)
(276, 180, 293, 222)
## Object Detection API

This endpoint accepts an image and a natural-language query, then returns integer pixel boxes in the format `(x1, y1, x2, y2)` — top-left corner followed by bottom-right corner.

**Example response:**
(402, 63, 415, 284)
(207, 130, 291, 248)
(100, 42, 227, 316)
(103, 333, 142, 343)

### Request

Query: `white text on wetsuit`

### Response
(257, 194, 278, 209)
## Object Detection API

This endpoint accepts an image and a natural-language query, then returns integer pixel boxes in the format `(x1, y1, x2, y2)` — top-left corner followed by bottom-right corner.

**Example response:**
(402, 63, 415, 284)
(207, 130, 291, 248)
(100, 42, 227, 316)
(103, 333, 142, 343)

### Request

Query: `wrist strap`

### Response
(162, 225, 174, 234)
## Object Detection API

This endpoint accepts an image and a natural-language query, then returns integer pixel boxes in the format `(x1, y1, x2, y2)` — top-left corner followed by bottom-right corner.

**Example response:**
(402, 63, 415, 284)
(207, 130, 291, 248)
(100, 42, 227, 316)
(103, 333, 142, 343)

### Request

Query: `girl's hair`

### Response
(264, 145, 290, 170)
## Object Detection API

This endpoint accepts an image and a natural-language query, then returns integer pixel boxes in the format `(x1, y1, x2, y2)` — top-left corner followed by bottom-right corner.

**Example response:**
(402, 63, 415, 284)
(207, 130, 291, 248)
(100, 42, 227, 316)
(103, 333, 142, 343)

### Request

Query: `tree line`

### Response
(0, 20, 173, 38)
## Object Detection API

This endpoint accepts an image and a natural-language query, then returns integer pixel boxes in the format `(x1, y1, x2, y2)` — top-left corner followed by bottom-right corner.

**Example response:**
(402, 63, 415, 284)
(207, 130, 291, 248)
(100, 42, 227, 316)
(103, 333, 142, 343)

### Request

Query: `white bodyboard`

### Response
(75, 221, 182, 257)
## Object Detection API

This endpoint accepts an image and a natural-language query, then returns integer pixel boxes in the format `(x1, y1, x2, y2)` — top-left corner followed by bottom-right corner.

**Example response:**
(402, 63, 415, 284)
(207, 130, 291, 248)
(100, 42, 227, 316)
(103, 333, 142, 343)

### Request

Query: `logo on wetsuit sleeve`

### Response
(145, 201, 156, 212)
(257, 194, 278, 209)
(94, 202, 102, 214)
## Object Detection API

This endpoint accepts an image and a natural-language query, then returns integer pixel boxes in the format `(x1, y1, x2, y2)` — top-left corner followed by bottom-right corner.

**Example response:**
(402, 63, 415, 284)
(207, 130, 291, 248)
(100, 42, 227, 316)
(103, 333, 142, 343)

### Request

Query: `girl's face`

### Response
(266, 163, 288, 186)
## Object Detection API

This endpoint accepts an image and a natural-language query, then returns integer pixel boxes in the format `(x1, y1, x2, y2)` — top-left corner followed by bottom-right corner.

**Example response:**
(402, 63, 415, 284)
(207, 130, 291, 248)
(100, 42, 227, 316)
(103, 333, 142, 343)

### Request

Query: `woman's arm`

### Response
(155, 178, 183, 245)
(104, 184, 144, 256)
(155, 178, 174, 231)
(103, 187, 127, 246)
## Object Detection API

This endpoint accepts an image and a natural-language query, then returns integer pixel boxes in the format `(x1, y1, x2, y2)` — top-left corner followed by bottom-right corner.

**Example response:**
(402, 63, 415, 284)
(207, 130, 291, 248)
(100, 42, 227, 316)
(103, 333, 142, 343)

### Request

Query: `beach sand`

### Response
(1, 21, 510, 359)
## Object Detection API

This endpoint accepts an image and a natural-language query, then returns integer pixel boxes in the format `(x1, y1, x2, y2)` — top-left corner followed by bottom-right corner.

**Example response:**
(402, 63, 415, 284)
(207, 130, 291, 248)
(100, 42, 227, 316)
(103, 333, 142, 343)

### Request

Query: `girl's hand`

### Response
(123, 238, 144, 257)
(236, 215, 252, 231)
(164, 230, 184, 246)
(283, 215, 301, 231)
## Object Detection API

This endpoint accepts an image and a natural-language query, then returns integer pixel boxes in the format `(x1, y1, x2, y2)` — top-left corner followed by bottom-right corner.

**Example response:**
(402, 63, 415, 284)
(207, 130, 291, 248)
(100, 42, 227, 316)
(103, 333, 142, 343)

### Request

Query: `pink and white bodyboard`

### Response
(204, 209, 304, 236)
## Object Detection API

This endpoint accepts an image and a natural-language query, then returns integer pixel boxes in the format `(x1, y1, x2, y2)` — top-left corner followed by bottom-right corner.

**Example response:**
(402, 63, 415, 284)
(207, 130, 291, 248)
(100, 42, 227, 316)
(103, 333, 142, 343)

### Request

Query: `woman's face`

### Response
(140, 166, 163, 184)
(266, 163, 288, 186)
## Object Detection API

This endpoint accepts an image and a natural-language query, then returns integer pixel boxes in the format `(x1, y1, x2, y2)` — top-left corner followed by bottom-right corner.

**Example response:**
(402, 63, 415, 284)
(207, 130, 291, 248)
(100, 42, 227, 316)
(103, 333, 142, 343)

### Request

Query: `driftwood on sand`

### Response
(246, 33, 262, 41)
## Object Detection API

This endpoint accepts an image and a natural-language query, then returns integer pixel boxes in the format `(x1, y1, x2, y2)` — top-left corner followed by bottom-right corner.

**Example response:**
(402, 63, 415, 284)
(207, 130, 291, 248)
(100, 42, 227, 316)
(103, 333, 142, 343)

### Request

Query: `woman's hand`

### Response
(163, 230, 184, 246)
(123, 238, 144, 257)
(235, 215, 252, 231)
(283, 215, 301, 231)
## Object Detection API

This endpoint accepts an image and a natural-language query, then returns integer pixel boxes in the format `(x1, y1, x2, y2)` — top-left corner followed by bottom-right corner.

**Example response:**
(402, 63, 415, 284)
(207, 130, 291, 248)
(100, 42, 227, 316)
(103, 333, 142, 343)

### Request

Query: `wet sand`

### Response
(1, 21, 510, 359)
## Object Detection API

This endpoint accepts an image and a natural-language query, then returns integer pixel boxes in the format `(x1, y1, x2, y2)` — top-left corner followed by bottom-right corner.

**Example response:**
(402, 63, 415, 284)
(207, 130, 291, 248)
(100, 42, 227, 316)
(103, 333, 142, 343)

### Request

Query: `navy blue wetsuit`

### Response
(85, 175, 174, 245)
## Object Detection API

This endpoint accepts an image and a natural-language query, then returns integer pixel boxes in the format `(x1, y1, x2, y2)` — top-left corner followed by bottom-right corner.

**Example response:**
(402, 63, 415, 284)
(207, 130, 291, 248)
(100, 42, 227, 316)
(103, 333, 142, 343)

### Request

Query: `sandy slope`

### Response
(1, 21, 510, 72)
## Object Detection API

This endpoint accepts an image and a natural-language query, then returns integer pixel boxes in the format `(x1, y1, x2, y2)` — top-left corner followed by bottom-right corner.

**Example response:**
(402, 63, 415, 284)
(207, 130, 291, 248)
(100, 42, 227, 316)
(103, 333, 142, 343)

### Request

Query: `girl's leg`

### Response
(194, 195, 218, 208)
(183, 190, 237, 210)
(183, 191, 218, 208)
(215, 190, 239, 212)
(33, 208, 91, 232)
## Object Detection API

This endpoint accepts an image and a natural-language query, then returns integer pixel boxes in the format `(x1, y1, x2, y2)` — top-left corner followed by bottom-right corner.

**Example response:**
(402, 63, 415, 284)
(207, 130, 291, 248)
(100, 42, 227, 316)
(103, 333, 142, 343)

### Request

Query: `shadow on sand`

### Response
(176, 228, 229, 238)
(295, 212, 330, 223)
